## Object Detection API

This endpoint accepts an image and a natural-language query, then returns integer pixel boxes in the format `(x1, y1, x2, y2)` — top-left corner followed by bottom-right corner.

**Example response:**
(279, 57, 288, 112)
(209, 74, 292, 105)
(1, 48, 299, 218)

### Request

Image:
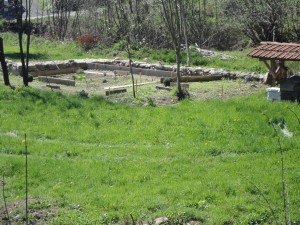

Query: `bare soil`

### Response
(4, 71, 266, 106)
(0, 198, 58, 225)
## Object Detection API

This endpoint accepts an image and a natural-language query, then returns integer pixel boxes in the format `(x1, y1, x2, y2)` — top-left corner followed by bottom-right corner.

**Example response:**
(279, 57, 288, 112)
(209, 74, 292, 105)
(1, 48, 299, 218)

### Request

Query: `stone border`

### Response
(7, 59, 264, 82)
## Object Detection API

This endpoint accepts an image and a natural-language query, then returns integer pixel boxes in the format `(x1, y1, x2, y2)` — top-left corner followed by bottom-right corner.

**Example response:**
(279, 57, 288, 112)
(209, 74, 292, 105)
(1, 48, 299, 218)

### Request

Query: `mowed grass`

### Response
(0, 85, 299, 224)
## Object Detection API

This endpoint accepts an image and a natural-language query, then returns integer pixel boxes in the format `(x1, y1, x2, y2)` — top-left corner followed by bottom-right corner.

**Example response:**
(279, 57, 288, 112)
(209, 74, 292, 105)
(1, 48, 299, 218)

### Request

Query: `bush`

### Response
(192, 57, 210, 66)
(171, 87, 190, 101)
(163, 78, 173, 87)
(113, 40, 127, 51)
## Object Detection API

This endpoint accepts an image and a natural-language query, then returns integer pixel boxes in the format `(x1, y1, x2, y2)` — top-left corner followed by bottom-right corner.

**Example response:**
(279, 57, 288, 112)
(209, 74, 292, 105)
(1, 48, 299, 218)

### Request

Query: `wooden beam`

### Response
(261, 59, 271, 71)
(161, 75, 222, 83)
(104, 81, 157, 90)
(156, 86, 172, 91)
(39, 76, 75, 86)
(105, 88, 127, 96)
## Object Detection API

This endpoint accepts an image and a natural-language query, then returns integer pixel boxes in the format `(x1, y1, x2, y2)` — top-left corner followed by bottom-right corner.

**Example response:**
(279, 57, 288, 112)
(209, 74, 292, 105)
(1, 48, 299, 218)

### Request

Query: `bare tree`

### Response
(48, 0, 78, 40)
(223, 0, 288, 44)
(14, 0, 32, 86)
(285, 0, 300, 41)
(108, 0, 136, 98)
(181, 1, 190, 66)
(160, 0, 184, 98)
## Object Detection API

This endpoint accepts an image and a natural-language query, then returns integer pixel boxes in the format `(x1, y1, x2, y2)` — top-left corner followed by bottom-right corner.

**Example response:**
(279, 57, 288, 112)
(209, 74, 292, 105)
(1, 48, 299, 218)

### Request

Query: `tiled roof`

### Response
(248, 42, 300, 61)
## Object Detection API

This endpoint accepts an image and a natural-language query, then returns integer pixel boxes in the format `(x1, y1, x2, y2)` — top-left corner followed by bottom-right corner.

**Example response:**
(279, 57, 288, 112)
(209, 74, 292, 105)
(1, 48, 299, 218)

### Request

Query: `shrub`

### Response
(113, 40, 127, 51)
(163, 78, 173, 87)
(76, 34, 101, 50)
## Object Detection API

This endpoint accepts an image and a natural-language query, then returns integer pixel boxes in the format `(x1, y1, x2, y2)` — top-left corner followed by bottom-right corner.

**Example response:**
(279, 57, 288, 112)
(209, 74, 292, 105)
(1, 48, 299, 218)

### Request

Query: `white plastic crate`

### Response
(267, 87, 281, 101)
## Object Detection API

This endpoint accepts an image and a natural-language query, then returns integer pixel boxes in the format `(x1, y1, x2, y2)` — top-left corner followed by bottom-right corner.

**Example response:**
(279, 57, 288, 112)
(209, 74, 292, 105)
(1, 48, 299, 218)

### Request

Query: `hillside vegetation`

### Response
(0, 86, 299, 224)
(1, 32, 268, 73)
(27, 0, 300, 50)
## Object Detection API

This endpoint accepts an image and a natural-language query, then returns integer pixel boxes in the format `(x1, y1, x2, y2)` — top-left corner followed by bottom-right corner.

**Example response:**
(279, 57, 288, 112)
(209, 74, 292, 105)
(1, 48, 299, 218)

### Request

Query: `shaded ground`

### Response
(2, 70, 266, 106)
(0, 198, 58, 225)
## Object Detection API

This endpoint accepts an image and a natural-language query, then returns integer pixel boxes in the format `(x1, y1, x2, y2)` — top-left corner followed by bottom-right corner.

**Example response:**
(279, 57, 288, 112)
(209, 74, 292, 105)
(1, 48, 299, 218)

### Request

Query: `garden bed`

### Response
(5, 69, 266, 106)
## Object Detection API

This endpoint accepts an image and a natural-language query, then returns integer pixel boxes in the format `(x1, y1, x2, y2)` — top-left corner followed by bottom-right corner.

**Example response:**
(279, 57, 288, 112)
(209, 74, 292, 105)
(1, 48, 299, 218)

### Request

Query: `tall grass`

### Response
(0, 85, 299, 224)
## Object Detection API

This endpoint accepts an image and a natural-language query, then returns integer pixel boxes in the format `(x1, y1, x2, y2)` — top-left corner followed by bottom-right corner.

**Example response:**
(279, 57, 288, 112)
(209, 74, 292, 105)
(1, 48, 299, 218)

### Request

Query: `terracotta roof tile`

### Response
(248, 42, 300, 61)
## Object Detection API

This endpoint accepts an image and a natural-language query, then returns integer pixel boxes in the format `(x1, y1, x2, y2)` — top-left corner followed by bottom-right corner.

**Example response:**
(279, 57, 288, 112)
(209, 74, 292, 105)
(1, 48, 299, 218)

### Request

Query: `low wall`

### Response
(7, 59, 264, 82)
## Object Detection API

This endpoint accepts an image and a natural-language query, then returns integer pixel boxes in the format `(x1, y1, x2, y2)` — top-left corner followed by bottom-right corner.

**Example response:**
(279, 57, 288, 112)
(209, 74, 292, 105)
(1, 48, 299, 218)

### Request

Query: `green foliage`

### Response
(74, 69, 86, 80)
(0, 19, 8, 27)
(113, 40, 127, 51)
(162, 77, 173, 86)
(146, 97, 156, 107)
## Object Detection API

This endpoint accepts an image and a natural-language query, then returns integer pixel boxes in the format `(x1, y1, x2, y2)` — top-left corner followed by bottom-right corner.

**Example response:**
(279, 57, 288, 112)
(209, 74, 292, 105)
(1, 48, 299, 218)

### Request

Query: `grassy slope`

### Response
(0, 86, 299, 224)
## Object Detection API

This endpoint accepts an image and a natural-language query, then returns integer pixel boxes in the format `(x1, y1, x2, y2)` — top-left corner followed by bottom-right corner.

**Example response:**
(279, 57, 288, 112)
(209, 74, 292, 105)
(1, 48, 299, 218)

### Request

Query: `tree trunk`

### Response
(17, 19, 29, 86)
(176, 48, 182, 93)
(0, 37, 10, 86)
(126, 36, 136, 98)
(181, 3, 190, 66)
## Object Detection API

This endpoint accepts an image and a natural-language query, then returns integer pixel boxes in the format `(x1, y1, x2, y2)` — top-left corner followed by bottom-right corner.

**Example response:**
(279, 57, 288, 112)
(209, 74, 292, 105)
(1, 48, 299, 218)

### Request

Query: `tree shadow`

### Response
(5, 53, 49, 61)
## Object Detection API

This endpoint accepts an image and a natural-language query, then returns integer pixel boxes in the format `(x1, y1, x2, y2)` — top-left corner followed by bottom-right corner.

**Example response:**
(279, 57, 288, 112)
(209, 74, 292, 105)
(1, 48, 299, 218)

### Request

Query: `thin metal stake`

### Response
(25, 133, 28, 225)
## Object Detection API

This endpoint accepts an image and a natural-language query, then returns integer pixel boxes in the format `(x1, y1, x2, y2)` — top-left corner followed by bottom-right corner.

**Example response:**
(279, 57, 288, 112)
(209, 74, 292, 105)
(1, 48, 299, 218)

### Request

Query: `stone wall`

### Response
(7, 59, 264, 82)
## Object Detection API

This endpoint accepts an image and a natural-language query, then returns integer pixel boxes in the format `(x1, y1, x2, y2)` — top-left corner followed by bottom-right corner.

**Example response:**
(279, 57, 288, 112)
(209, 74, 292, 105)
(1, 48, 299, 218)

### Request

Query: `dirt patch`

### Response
(4, 71, 266, 106)
(0, 198, 58, 225)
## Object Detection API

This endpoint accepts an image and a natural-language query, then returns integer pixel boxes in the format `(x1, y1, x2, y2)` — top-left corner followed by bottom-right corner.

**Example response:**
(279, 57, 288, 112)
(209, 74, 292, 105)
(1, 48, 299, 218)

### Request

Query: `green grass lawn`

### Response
(0, 85, 299, 224)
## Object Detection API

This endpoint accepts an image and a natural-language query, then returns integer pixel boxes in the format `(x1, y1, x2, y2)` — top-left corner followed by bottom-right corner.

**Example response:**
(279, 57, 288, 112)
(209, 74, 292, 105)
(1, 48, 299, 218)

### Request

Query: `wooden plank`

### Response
(105, 88, 127, 96)
(161, 76, 222, 83)
(84, 70, 107, 76)
(156, 86, 172, 91)
(104, 81, 157, 90)
(114, 70, 129, 76)
(39, 76, 75, 86)
(31, 68, 78, 77)
(46, 84, 61, 89)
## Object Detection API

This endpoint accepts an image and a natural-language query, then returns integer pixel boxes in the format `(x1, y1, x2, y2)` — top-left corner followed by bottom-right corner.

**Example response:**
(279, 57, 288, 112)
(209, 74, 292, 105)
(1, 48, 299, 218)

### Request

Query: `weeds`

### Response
(0, 86, 299, 224)
(1, 175, 11, 225)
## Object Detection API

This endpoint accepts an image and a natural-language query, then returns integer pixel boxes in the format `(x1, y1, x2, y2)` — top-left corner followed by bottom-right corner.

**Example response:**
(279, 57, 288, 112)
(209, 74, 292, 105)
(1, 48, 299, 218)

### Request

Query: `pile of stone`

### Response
(7, 58, 264, 82)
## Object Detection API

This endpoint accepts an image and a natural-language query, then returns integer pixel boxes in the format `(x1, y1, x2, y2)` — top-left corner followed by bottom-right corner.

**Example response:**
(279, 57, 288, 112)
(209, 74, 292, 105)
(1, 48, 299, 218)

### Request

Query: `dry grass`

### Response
(5, 71, 266, 106)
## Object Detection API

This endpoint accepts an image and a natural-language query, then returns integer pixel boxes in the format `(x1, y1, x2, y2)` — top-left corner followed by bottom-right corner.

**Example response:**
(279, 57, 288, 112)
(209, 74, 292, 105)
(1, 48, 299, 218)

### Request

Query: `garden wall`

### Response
(7, 59, 264, 82)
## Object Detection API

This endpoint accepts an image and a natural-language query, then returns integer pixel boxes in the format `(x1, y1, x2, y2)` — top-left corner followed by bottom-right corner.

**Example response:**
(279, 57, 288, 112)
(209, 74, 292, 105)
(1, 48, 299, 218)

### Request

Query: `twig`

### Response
(130, 214, 136, 225)
(269, 122, 289, 225)
(263, 113, 290, 225)
(244, 176, 279, 225)
(2, 175, 11, 225)
(287, 107, 300, 125)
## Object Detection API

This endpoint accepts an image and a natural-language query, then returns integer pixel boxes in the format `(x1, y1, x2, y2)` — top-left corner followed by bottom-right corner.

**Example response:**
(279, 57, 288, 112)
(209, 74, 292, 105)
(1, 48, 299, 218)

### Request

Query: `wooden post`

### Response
(262, 59, 277, 86)
(140, 72, 142, 83)
(135, 79, 138, 93)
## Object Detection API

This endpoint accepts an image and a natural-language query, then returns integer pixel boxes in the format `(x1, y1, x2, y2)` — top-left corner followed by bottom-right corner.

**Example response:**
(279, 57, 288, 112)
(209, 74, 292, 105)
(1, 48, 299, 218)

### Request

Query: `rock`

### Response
(187, 221, 201, 225)
(154, 217, 169, 224)
(33, 212, 41, 219)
